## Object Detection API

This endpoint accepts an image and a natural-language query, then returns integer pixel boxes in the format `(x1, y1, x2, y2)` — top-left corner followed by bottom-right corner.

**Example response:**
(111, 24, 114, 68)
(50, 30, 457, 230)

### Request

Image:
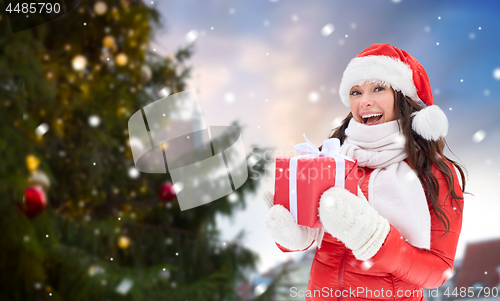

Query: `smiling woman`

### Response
(263, 43, 468, 301)
(349, 82, 396, 126)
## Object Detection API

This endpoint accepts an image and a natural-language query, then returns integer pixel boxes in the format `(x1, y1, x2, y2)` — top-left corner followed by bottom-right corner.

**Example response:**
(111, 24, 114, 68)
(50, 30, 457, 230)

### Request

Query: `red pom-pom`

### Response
(158, 182, 176, 202)
(22, 186, 47, 218)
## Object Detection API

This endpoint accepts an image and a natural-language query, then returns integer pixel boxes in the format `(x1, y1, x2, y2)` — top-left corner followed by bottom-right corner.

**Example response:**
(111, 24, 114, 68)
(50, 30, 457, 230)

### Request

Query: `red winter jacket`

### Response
(277, 161, 464, 300)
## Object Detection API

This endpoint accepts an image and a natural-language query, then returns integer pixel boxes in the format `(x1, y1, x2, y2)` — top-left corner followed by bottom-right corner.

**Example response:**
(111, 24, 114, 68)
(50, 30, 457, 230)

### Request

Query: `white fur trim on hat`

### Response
(411, 105, 448, 141)
(339, 55, 419, 107)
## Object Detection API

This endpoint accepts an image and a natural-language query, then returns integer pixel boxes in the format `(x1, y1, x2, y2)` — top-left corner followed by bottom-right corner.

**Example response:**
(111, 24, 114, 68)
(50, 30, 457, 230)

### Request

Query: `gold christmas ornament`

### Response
(72, 55, 87, 71)
(93, 1, 108, 15)
(102, 35, 116, 49)
(26, 155, 40, 172)
(118, 236, 131, 249)
(115, 53, 128, 66)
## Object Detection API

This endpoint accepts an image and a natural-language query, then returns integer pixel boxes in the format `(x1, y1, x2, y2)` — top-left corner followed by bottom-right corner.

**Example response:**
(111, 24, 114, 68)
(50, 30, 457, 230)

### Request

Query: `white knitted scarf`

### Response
(340, 119, 431, 250)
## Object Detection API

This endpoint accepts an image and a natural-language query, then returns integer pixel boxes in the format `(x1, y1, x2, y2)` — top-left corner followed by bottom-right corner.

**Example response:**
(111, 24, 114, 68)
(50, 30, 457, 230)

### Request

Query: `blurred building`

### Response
(238, 238, 500, 301)
(426, 238, 500, 301)
(236, 247, 315, 301)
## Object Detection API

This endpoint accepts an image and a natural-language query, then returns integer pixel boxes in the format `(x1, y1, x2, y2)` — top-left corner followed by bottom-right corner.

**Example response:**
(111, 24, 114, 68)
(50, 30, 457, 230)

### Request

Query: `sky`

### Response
(151, 0, 500, 274)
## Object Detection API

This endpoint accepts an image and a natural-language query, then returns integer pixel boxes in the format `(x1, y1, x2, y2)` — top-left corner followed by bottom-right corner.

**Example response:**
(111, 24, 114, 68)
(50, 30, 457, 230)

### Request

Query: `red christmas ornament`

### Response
(22, 186, 47, 218)
(158, 182, 176, 202)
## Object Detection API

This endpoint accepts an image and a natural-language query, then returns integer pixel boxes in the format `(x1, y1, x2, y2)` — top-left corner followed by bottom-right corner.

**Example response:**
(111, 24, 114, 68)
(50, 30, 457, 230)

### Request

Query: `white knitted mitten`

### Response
(263, 191, 318, 251)
(318, 187, 390, 261)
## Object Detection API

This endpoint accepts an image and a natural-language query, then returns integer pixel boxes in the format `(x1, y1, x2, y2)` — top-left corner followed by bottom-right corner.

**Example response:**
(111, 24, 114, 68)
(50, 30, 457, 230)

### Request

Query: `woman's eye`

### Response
(350, 90, 360, 96)
(374, 86, 385, 92)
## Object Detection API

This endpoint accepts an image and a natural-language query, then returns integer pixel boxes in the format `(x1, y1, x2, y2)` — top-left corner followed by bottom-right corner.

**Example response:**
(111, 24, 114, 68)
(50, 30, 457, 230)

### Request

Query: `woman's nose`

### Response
(359, 93, 373, 107)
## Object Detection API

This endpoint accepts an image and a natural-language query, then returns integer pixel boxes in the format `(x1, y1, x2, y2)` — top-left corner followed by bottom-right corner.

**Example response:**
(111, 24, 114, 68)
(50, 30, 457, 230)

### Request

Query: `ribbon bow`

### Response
(293, 134, 353, 161)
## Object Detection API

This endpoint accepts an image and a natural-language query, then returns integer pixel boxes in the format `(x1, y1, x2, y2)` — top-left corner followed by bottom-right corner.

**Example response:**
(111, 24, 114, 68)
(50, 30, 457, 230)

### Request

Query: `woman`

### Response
(263, 43, 466, 300)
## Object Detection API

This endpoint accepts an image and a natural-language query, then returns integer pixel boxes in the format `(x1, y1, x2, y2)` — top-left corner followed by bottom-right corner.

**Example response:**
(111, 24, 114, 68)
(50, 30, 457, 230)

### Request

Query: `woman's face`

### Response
(349, 82, 396, 126)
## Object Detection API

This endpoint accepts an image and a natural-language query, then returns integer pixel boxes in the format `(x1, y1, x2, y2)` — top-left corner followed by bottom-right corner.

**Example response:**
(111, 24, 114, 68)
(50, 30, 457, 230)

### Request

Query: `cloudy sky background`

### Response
(151, 0, 500, 273)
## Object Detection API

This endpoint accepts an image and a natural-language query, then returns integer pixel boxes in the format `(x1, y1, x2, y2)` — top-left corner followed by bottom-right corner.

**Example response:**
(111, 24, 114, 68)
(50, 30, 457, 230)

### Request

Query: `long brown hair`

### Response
(323, 90, 466, 234)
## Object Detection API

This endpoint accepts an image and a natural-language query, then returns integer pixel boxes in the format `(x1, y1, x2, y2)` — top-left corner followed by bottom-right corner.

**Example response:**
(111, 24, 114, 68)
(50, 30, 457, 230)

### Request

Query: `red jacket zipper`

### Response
(338, 245, 348, 301)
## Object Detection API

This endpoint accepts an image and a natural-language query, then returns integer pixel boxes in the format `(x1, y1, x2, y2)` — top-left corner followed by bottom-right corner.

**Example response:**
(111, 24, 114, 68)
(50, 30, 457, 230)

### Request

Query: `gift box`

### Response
(274, 135, 359, 228)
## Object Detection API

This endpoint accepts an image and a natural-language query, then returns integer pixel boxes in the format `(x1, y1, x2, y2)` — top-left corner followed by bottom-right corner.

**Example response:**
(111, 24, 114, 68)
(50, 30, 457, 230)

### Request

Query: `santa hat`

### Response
(339, 43, 448, 141)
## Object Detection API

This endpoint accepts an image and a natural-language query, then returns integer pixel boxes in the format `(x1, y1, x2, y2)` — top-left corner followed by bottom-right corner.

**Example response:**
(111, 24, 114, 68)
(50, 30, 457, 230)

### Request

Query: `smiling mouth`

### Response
(361, 113, 383, 125)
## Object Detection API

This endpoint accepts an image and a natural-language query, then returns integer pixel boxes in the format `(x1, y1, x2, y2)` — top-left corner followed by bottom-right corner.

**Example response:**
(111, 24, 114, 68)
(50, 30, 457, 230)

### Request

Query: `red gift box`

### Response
(274, 156, 359, 228)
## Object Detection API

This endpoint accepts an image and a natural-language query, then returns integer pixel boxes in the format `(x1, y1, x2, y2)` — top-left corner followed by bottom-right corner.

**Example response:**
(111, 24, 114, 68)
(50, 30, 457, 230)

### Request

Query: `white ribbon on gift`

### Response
(290, 134, 354, 249)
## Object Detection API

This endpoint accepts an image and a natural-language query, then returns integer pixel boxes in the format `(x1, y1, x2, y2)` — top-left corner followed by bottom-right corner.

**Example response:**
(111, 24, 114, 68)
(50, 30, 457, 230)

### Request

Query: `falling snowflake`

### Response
(493, 68, 500, 80)
(472, 130, 486, 143)
(224, 92, 235, 103)
(247, 155, 259, 166)
(361, 260, 374, 270)
(35, 123, 49, 136)
(173, 182, 184, 193)
(308, 91, 319, 102)
(185, 30, 198, 43)
(228, 193, 238, 203)
(331, 116, 343, 128)
(444, 268, 454, 279)
(405, 170, 417, 182)
(128, 167, 139, 179)
(254, 283, 268, 296)
(321, 24, 334, 36)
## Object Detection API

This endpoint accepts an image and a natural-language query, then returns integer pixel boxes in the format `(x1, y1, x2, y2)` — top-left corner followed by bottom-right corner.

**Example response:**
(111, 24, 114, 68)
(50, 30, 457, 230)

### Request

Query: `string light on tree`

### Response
(88, 115, 101, 127)
(118, 236, 131, 249)
(94, 1, 108, 15)
(72, 55, 88, 71)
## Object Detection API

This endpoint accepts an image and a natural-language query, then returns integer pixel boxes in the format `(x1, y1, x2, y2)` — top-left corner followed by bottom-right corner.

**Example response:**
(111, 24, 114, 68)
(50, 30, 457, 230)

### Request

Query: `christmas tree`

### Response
(0, 1, 268, 300)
